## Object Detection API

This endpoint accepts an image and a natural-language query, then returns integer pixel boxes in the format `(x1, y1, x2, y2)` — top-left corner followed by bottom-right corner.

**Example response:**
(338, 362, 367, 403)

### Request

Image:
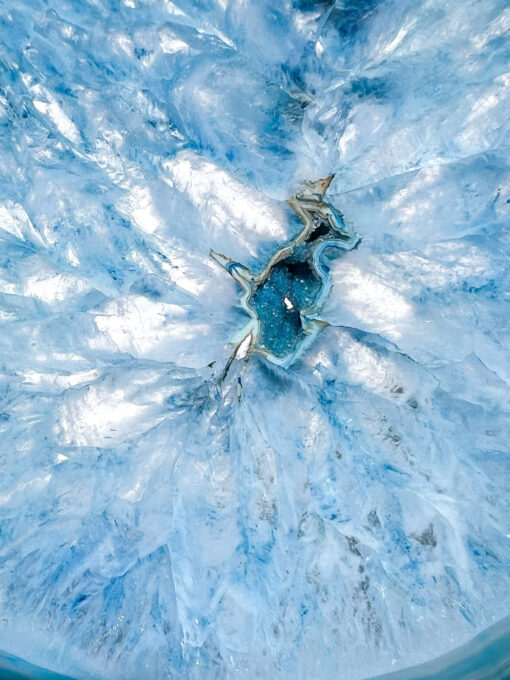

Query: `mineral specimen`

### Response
(211, 176, 359, 373)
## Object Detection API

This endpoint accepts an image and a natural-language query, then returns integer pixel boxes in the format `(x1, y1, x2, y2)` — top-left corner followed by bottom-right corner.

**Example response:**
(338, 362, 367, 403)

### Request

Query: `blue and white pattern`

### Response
(0, 1, 509, 679)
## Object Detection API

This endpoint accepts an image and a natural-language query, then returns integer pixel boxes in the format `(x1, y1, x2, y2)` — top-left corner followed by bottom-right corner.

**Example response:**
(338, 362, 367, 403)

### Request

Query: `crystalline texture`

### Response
(0, 1, 509, 679)
(210, 176, 359, 370)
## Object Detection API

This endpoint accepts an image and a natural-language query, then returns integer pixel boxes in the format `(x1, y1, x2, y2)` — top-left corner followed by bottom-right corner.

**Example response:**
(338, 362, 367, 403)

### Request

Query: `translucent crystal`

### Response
(0, 0, 508, 679)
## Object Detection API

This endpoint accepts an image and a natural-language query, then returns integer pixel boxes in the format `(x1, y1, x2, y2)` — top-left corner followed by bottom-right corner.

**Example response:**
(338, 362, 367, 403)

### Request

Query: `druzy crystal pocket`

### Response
(211, 176, 360, 368)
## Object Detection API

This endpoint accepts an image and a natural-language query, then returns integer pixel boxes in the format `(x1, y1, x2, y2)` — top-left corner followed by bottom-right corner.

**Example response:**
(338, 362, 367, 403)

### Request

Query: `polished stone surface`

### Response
(0, 0, 508, 678)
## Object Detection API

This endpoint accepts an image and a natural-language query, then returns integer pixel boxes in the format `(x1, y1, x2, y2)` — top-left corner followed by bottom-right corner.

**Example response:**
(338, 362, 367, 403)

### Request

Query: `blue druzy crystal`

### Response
(211, 177, 360, 368)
